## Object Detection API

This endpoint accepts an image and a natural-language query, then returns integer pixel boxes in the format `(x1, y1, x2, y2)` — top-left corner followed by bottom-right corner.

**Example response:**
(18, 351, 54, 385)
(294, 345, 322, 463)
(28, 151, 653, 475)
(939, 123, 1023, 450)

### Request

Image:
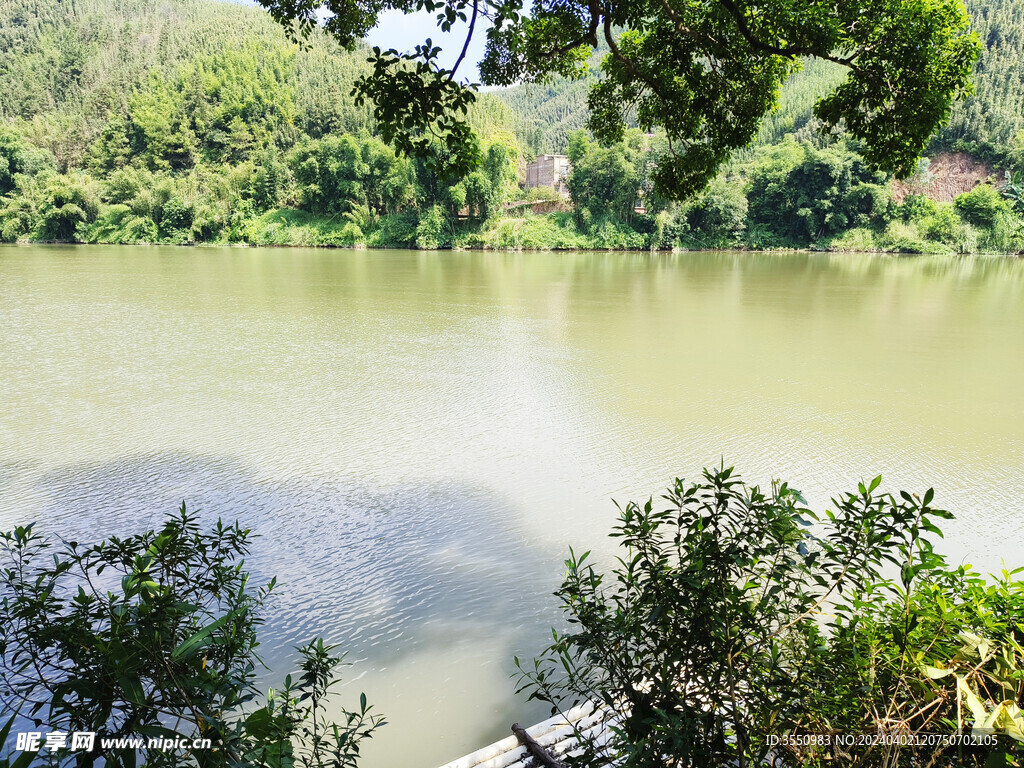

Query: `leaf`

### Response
(920, 665, 953, 679)
(245, 707, 274, 738)
(171, 612, 234, 661)
(958, 674, 990, 724)
(118, 674, 147, 707)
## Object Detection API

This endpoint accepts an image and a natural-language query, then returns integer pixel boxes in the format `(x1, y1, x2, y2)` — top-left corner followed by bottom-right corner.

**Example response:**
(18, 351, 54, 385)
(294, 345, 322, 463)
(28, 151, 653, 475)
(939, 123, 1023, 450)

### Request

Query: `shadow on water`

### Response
(3, 452, 566, 762)
(20, 452, 566, 667)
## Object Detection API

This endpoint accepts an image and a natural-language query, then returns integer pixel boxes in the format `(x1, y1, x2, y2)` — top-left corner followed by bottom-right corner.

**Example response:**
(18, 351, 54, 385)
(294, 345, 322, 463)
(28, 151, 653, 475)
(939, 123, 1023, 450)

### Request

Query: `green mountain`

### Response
(0, 0, 519, 171)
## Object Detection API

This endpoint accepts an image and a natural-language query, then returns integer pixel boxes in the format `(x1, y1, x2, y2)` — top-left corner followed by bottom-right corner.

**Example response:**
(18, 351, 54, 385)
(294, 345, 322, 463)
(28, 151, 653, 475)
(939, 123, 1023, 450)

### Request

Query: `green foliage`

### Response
(955, 184, 1011, 228)
(257, 0, 978, 202)
(0, 0, 1015, 252)
(367, 212, 418, 248)
(876, 221, 936, 254)
(493, 50, 605, 156)
(0, 129, 53, 195)
(475, 211, 590, 250)
(32, 173, 100, 242)
(517, 466, 1024, 768)
(499, 0, 1024, 177)
(464, 135, 521, 220)
(936, 0, 1024, 166)
(290, 134, 414, 216)
(901, 194, 939, 223)
(746, 140, 894, 245)
(825, 226, 879, 252)
(415, 205, 448, 249)
(683, 178, 749, 247)
(0, 506, 383, 767)
(567, 130, 662, 228)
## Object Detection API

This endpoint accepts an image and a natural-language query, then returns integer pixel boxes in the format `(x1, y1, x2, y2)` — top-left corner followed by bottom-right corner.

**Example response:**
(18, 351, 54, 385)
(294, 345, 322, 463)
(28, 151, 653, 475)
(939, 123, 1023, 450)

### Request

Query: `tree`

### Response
(746, 140, 891, 244)
(464, 135, 520, 220)
(0, 129, 54, 196)
(33, 173, 101, 242)
(0, 506, 383, 768)
(515, 466, 1024, 768)
(684, 177, 748, 245)
(954, 183, 1010, 229)
(256, 0, 979, 200)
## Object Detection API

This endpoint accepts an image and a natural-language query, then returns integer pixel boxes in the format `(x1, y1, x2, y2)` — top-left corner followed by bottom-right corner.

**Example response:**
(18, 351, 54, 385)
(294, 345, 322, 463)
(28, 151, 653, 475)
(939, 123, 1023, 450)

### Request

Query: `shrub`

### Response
(524, 185, 562, 203)
(517, 466, 1024, 768)
(33, 173, 101, 242)
(415, 204, 447, 249)
(686, 178, 748, 246)
(980, 209, 1022, 253)
(922, 203, 968, 244)
(367, 212, 418, 248)
(900, 194, 938, 223)
(0, 506, 382, 767)
(479, 212, 590, 250)
(955, 184, 1010, 230)
(877, 221, 935, 254)
(826, 226, 877, 252)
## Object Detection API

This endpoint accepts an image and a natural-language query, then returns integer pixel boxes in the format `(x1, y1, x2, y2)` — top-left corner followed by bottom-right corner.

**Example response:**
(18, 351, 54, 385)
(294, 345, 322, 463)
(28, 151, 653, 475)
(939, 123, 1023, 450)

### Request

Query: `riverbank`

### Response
(5, 207, 1022, 256)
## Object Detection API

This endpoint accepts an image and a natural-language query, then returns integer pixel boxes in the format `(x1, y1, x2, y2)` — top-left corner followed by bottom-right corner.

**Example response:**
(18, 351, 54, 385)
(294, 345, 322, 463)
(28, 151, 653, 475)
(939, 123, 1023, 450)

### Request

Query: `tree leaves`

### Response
(260, 0, 979, 200)
(513, 466, 1024, 767)
(0, 507, 383, 768)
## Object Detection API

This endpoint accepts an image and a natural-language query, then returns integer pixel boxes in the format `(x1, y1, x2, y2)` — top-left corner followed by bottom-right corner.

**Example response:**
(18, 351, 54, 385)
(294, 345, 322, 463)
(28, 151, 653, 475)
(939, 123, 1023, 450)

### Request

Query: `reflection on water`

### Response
(1, 246, 1023, 766)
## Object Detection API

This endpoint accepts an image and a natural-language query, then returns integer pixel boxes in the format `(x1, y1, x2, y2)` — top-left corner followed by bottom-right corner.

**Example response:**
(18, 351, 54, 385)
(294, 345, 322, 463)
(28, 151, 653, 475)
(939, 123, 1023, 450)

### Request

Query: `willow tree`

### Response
(257, 0, 980, 198)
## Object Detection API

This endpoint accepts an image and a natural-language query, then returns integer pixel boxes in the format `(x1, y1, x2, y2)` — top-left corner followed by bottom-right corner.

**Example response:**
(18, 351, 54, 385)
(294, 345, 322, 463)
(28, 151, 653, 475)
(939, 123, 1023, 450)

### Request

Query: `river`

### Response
(1, 245, 1022, 766)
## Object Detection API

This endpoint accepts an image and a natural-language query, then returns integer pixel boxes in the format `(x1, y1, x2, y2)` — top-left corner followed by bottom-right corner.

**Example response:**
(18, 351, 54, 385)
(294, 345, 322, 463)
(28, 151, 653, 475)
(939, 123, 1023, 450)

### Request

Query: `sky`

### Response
(228, 0, 490, 82)
(364, 8, 491, 83)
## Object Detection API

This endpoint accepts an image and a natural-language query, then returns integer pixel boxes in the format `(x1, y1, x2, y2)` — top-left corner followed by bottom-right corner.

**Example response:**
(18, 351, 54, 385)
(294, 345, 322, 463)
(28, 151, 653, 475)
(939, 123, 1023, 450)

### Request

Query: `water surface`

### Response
(1, 246, 1022, 766)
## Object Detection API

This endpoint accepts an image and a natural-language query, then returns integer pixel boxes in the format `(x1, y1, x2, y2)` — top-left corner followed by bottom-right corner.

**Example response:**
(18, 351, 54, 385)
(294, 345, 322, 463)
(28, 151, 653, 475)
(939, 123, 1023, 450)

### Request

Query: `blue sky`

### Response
(229, 0, 489, 82)
(364, 9, 490, 82)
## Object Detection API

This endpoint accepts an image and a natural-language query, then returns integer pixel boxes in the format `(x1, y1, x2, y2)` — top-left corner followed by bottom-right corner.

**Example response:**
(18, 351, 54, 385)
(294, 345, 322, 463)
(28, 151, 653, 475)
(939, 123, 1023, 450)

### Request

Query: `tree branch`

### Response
(713, 0, 863, 72)
(449, 0, 479, 80)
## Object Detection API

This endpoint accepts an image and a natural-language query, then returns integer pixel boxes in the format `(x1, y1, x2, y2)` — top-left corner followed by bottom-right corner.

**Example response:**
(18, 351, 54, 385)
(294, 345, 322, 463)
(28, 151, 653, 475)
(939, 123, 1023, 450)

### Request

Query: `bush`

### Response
(524, 185, 562, 203)
(980, 209, 1022, 253)
(877, 221, 935, 254)
(83, 204, 160, 244)
(368, 212, 418, 248)
(900, 194, 938, 223)
(955, 184, 1010, 230)
(479, 212, 590, 250)
(686, 178, 748, 246)
(0, 193, 35, 243)
(517, 466, 1024, 768)
(33, 173, 101, 242)
(415, 204, 447, 249)
(921, 203, 970, 246)
(0, 506, 382, 767)
(825, 226, 877, 252)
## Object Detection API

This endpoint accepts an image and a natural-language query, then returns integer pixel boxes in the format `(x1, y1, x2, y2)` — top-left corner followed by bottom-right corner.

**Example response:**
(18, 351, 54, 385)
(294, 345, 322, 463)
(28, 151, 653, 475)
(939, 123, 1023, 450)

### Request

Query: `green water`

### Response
(2, 245, 1023, 766)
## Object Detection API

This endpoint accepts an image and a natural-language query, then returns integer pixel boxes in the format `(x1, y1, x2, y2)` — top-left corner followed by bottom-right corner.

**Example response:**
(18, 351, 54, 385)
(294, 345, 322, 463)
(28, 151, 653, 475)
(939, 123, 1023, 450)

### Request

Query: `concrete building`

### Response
(525, 154, 571, 198)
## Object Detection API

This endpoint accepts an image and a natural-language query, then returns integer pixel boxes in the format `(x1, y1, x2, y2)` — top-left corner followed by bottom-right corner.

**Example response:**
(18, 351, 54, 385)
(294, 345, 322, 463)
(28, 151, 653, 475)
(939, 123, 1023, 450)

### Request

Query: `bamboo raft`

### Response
(435, 702, 613, 768)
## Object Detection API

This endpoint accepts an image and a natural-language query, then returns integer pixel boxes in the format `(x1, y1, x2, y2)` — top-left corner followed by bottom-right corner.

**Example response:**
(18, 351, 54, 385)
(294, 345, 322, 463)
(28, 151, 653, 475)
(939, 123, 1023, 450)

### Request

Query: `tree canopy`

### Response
(256, 0, 981, 199)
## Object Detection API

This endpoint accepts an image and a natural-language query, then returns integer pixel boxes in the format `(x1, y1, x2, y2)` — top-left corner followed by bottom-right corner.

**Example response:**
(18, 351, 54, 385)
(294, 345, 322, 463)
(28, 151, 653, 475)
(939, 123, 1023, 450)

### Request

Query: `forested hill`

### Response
(0, 0, 521, 171)
(2, 0, 1023, 254)
(3, 0, 1021, 169)
(498, 0, 1024, 166)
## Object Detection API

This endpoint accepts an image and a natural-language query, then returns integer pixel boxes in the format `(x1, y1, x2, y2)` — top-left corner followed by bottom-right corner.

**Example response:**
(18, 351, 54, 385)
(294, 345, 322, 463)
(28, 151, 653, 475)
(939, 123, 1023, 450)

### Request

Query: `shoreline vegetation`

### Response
(5, 166, 1024, 256)
(5, 237, 1023, 257)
